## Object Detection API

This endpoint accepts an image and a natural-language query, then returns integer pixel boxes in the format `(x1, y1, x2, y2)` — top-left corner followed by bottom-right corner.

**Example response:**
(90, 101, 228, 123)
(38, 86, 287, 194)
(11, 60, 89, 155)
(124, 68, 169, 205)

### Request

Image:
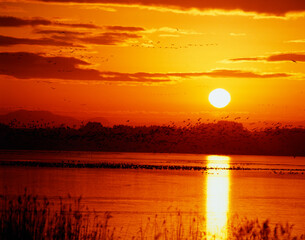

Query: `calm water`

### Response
(1, 150, 305, 238)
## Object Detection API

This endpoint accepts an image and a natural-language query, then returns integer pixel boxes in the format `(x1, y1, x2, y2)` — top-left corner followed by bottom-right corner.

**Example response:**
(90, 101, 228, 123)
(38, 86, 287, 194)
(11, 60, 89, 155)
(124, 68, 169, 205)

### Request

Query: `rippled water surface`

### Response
(1, 150, 305, 237)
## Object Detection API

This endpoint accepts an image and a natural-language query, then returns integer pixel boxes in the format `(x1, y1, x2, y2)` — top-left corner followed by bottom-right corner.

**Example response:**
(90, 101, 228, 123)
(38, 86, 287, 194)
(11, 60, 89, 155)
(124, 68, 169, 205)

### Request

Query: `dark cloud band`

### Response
(0, 35, 80, 47)
(230, 53, 305, 62)
(0, 16, 99, 28)
(0, 52, 293, 82)
(36, 0, 305, 16)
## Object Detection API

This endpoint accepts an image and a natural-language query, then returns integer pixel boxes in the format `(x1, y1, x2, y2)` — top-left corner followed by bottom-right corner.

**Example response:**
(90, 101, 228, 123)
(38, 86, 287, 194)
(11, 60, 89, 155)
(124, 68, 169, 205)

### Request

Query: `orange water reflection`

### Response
(206, 155, 230, 239)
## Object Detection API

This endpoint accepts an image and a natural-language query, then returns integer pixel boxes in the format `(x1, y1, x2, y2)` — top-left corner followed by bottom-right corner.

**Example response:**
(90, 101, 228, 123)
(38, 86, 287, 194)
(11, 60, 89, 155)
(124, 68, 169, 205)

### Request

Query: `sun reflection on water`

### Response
(206, 155, 230, 239)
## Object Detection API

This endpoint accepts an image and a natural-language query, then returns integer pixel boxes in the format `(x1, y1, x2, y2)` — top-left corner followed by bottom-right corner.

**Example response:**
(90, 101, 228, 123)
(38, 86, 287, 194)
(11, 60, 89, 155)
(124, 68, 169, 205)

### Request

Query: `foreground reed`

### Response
(0, 190, 113, 240)
(0, 191, 304, 240)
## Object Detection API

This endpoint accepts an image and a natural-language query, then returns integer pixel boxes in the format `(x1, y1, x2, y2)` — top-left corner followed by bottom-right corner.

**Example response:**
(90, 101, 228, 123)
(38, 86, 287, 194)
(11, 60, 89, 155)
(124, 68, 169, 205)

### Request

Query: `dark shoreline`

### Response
(1, 121, 305, 156)
(1, 160, 305, 173)
(0, 148, 304, 157)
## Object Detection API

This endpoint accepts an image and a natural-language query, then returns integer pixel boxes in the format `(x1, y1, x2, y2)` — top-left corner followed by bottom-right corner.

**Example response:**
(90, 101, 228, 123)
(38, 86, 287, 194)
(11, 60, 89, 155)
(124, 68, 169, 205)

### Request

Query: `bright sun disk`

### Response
(209, 88, 231, 108)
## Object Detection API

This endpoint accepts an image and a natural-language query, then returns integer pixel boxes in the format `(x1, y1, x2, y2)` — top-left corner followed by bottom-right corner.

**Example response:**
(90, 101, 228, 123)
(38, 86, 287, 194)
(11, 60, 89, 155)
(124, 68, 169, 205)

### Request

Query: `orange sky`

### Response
(0, 0, 305, 125)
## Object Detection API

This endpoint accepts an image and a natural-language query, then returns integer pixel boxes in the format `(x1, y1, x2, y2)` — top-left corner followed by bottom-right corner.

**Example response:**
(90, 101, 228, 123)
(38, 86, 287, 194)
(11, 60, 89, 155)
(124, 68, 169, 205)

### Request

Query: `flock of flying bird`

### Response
(130, 41, 219, 49)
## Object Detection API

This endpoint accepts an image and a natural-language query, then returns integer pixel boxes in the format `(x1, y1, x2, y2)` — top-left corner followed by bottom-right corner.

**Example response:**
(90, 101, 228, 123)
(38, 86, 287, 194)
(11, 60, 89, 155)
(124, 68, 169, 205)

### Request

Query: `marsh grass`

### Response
(135, 211, 205, 240)
(0, 191, 304, 240)
(228, 215, 305, 240)
(0, 190, 113, 240)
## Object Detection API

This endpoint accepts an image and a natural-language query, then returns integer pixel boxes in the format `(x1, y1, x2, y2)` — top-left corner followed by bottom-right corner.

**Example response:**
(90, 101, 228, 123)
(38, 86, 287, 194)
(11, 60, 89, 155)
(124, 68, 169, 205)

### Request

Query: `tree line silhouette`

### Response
(0, 121, 304, 156)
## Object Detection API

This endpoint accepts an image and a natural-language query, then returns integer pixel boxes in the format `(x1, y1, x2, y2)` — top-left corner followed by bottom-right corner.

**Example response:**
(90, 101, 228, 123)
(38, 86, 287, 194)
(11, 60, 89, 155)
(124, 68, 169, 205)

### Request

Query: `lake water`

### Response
(1, 150, 305, 238)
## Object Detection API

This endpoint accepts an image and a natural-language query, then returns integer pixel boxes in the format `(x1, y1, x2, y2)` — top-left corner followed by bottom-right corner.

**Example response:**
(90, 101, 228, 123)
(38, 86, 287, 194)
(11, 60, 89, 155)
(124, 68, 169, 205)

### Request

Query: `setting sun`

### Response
(209, 88, 231, 108)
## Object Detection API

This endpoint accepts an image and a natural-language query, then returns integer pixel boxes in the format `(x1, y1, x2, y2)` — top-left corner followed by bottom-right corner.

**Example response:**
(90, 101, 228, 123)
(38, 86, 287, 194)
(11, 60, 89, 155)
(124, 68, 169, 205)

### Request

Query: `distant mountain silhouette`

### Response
(0, 110, 111, 128)
(0, 110, 81, 128)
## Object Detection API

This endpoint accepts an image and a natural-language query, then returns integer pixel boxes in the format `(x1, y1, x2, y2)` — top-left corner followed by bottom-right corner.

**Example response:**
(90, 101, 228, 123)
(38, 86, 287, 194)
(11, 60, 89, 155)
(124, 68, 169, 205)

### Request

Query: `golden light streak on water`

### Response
(206, 155, 230, 239)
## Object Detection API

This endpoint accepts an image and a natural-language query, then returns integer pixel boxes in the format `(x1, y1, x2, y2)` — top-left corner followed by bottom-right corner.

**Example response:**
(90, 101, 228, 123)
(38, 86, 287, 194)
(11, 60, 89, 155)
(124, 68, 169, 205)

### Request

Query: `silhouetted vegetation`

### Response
(1, 191, 304, 240)
(0, 120, 304, 156)
(0, 190, 113, 240)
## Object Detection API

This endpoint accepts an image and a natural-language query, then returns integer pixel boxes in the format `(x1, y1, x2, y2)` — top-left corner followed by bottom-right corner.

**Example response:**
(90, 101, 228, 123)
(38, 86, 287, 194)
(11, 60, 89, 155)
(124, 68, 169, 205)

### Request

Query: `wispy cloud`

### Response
(286, 39, 305, 43)
(0, 52, 168, 82)
(34, 29, 86, 36)
(0, 52, 295, 83)
(229, 53, 305, 63)
(0, 16, 99, 28)
(267, 53, 305, 62)
(34, 0, 305, 16)
(229, 33, 246, 37)
(79, 32, 142, 45)
(1, 16, 146, 33)
(128, 69, 292, 79)
(146, 27, 201, 36)
(1, 30, 142, 47)
(104, 26, 145, 32)
(0, 35, 80, 47)
(0, 16, 52, 27)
